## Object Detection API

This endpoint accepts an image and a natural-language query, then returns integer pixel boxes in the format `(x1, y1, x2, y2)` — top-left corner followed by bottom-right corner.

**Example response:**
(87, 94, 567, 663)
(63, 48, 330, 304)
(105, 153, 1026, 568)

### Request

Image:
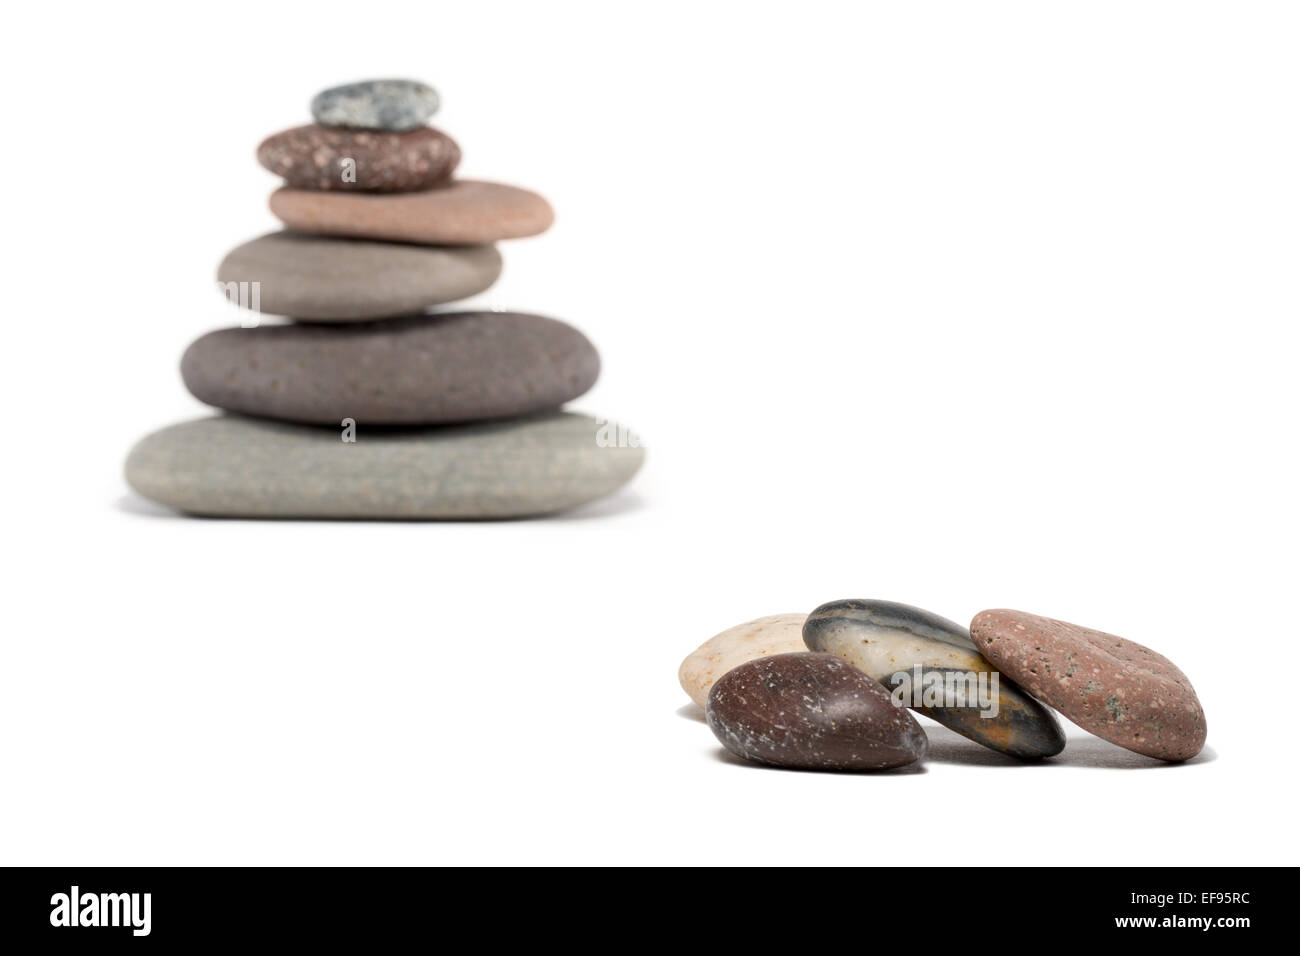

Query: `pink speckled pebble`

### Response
(970, 609, 1206, 761)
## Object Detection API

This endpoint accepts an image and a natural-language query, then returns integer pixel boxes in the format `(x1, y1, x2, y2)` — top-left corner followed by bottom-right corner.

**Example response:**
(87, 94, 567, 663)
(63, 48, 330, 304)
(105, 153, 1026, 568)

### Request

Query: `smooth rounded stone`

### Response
(257, 125, 460, 192)
(311, 79, 440, 131)
(705, 653, 928, 772)
(678, 614, 807, 708)
(269, 180, 555, 245)
(804, 599, 1065, 759)
(970, 609, 1207, 761)
(124, 412, 644, 520)
(216, 232, 501, 321)
(181, 312, 600, 426)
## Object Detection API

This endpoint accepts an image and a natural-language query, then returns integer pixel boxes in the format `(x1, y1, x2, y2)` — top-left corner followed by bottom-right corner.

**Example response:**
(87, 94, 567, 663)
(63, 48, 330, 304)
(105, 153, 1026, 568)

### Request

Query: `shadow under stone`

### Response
(922, 723, 1219, 769)
(707, 747, 929, 775)
(115, 489, 647, 523)
(115, 492, 185, 519)
(676, 703, 706, 724)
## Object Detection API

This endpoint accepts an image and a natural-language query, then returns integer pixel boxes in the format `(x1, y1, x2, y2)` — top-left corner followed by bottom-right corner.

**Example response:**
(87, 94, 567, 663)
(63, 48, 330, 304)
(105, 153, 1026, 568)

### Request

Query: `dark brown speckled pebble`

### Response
(971, 610, 1207, 761)
(257, 125, 460, 192)
(705, 653, 928, 771)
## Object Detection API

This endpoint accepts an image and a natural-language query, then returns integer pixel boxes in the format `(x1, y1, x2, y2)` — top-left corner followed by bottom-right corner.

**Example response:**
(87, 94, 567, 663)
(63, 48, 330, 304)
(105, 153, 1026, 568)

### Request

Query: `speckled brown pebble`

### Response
(257, 125, 460, 192)
(970, 610, 1206, 761)
(705, 653, 928, 771)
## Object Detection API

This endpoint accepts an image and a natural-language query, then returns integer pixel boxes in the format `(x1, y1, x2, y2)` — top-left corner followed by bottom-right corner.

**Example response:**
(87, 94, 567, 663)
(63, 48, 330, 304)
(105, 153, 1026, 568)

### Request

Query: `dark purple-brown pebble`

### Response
(705, 652, 929, 771)
(181, 311, 600, 425)
(256, 125, 460, 192)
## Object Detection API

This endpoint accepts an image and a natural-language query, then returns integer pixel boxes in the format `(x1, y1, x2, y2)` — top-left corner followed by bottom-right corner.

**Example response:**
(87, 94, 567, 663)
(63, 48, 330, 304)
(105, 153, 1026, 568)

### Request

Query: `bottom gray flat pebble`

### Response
(125, 412, 644, 519)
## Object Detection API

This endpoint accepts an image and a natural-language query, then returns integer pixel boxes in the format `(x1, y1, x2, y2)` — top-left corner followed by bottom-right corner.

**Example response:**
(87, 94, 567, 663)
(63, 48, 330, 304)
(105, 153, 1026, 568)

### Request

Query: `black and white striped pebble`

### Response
(803, 599, 1065, 759)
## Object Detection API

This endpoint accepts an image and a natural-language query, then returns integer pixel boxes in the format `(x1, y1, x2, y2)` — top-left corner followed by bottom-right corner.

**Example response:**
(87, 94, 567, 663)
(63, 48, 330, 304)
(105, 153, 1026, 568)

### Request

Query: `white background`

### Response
(2, 1, 1296, 865)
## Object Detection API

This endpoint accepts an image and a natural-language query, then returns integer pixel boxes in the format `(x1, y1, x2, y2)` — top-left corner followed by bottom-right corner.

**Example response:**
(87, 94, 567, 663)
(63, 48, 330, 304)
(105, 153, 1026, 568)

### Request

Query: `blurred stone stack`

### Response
(125, 79, 644, 519)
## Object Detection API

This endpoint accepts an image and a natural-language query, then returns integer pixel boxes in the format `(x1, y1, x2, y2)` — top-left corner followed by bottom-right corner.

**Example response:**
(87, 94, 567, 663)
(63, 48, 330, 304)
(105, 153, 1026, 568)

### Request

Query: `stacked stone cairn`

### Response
(126, 79, 644, 519)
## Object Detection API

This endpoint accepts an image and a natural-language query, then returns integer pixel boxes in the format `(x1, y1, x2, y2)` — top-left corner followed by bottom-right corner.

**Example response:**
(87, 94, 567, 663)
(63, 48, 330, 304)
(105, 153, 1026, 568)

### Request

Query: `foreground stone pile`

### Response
(126, 79, 643, 519)
(680, 600, 1207, 771)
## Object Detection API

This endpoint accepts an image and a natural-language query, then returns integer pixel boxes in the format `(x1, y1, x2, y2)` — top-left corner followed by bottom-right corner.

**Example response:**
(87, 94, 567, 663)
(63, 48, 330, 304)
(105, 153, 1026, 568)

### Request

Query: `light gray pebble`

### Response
(311, 79, 440, 131)
(125, 412, 644, 519)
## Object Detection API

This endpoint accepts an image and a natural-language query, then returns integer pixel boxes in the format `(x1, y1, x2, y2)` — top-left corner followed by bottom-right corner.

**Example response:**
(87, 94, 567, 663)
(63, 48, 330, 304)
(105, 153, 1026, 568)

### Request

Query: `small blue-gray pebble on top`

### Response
(311, 79, 440, 131)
